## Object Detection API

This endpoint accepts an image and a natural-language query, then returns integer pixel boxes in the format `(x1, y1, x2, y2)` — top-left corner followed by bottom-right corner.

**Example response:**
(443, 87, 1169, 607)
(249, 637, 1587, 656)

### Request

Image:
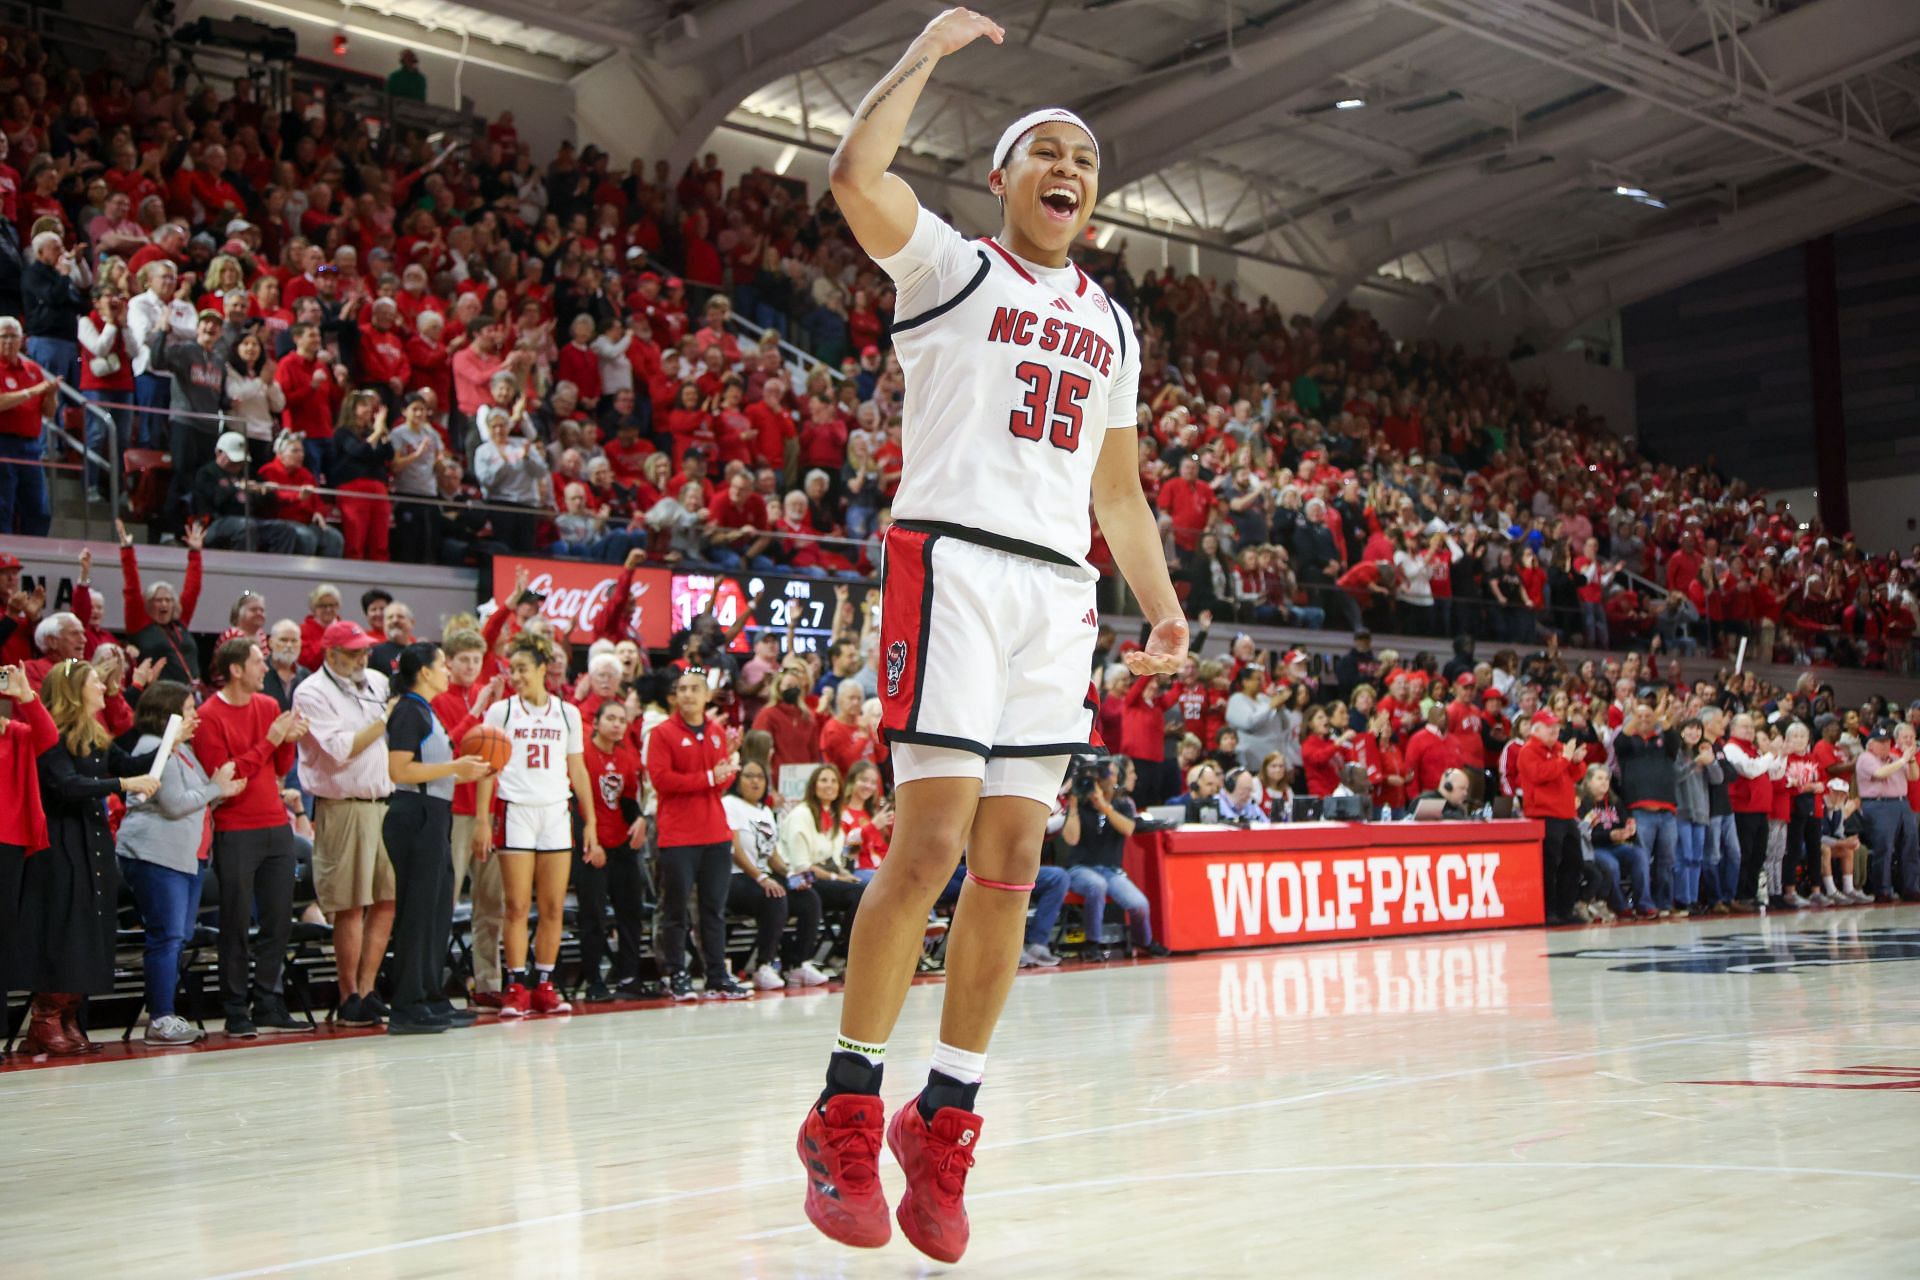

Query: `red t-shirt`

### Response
(583, 737, 642, 847)
(0, 354, 48, 438)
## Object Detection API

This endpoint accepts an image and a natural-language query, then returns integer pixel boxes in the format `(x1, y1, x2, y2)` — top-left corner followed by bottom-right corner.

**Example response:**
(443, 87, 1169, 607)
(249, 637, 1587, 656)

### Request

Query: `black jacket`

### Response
(22, 259, 86, 341)
(1614, 728, 1681, 808)
(1292, 520, 1340, 584)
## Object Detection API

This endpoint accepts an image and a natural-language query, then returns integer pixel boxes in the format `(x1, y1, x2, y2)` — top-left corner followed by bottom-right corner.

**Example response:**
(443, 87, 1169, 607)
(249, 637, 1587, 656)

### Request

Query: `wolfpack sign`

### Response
(1155, 823, 1546, 951)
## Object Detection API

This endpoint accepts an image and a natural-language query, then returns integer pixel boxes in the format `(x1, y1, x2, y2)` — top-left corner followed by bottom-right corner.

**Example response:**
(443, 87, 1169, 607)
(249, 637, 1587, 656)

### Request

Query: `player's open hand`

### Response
(916, 8, 1005, 57)
(1126, 615, 1188, 677)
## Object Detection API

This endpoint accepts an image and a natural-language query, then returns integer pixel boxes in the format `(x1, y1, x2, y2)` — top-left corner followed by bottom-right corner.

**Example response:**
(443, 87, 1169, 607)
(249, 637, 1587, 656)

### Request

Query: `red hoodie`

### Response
(1516, 734, 1583, 819)
(195, 691, 297, 831)
(1121, 676, 1179, 762)
(0, 695, 58, 852)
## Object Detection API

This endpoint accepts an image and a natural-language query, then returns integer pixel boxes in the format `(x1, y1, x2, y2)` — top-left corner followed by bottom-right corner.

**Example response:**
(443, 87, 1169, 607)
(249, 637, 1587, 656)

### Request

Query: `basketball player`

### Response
(798, 7, 1187, 1263)
(470, 632, 601, 1017)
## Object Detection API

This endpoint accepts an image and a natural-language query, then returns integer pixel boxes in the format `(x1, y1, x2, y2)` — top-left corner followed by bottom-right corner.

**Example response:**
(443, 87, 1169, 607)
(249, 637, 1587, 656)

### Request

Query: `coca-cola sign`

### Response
(491, 557, 673, 648)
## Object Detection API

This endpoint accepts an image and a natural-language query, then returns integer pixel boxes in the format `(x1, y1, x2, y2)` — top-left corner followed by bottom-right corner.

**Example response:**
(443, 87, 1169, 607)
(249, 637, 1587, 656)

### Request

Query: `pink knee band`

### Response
(965, 870, 1036, 893)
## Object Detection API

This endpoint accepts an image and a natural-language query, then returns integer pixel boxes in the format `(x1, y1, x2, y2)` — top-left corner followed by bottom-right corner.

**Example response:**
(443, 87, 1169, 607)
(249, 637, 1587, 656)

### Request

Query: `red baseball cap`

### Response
(0, 551, 19, 570)
(1453, 673, 1474, 688)
(1530, 710, 1560, 728)
(861, 344, 880, 358)
(1482, 687, 1507, 704)
(320, 620, 377, 651)
(1280, 649, 1307, 666)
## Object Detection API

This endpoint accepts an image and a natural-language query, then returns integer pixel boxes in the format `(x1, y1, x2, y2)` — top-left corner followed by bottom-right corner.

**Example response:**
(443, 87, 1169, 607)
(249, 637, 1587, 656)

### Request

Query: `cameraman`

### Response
(1061, 757, 1169, 958)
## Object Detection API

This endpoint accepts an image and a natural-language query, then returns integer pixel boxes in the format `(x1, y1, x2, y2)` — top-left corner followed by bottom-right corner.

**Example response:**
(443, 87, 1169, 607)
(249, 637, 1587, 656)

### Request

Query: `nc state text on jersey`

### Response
(985, 306, 1115, 377)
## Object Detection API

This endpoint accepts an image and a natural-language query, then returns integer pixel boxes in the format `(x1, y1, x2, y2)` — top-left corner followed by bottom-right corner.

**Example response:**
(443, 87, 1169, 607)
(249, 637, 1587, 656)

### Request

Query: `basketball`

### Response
(460, 724, 511, 772)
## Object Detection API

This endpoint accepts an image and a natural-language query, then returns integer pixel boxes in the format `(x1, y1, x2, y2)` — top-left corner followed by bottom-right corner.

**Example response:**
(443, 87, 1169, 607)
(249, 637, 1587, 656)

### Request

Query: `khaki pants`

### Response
(312, 797, 393, 916)
(451, 812, 505, 992)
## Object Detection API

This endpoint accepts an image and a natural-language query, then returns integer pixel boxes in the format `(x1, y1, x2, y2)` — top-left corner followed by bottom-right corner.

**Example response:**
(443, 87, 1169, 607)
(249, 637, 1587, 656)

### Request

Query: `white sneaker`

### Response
(1021, 942, 1063, 968)
(1572, 901, 1594, 923)
(1785, 890, 1813, 909)
(752, 964, 784, 991)
(794, 961, 831, 987)
(1847, 887, 1876, 905)
(144, 1014, 203, 1046)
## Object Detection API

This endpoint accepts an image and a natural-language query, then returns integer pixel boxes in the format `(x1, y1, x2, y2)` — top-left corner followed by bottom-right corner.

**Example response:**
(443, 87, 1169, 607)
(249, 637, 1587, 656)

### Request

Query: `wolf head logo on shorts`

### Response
(885, 640, 908, 697)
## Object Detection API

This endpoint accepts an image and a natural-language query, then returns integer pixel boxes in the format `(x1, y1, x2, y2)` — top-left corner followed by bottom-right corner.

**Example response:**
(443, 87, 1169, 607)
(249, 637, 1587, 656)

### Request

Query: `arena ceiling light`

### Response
(1335, 98, 1366, 109)
(1613, 184, 1667, 209)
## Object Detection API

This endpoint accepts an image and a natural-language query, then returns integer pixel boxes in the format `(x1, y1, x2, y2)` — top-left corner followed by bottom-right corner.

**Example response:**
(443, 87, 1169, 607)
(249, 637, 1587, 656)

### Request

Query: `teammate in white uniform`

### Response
(797, 7, 1187, 1264)
(470, 632, 600, 1018)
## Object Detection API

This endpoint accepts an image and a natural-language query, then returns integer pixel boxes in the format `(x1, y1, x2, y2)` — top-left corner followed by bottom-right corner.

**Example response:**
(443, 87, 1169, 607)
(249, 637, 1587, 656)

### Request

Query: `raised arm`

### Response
(828, 9, 1005, 259)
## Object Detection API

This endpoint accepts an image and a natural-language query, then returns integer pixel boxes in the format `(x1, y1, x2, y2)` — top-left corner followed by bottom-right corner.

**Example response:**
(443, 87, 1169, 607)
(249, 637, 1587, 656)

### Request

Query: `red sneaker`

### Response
(498, 982, 531, 1019)
(796, 1094, 890, 1249)
(470, 989, 505, 1011)
(530, 981, 572, 1015)
(887, 1095, 980, 1264)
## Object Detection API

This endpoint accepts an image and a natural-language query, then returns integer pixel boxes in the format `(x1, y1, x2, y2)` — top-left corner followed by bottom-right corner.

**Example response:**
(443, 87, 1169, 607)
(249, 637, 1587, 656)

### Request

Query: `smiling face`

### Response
(990, 123, 1097, 261)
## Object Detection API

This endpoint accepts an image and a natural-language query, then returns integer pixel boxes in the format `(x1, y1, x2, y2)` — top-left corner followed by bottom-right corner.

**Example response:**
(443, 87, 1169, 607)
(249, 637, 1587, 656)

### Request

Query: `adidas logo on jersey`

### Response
(1049, 296, 1073, 312)
(1082, 608, 1098, 627)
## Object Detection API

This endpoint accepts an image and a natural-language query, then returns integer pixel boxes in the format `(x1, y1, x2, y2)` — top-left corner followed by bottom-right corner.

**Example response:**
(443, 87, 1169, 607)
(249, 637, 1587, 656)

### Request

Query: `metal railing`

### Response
(623, 248, 847, 388)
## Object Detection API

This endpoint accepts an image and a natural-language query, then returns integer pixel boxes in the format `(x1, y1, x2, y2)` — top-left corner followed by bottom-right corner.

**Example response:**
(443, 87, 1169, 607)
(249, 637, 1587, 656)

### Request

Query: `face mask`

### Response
(780, 685, 802, 706)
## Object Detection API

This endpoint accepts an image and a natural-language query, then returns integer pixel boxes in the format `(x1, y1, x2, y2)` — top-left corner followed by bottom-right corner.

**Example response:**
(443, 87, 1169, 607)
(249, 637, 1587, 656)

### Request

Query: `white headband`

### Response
(992, 108, 1099, 174)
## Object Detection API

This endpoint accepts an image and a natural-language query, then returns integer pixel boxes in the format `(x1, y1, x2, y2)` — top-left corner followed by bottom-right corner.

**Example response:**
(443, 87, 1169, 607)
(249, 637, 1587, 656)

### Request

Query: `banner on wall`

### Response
(1151, 824, 1546, 953)
(492, 557, 674, 649)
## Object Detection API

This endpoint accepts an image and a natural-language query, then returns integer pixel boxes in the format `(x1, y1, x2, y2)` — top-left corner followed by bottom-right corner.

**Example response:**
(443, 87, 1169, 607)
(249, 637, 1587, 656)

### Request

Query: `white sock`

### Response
(929, 1040, 987, 1085)
(834, 1033, 887, 1068)
(1843, 874, 1856, 893)
(1823, 874, 1838, 894)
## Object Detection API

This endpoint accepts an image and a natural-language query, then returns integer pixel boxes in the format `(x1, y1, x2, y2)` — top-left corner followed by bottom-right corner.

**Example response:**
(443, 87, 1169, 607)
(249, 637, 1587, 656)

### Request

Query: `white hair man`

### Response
(0, 315, 59, 537)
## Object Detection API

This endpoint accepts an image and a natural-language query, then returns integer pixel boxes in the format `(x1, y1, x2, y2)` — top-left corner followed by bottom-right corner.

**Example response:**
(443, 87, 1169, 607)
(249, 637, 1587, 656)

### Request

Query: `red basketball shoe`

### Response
(797, 1094, 890, 1249)
(530, 981, 572, 1015)
(469, 988, 505, 1011)
(498, 982, 531, 1019)
(887, 1096, 980, 1264)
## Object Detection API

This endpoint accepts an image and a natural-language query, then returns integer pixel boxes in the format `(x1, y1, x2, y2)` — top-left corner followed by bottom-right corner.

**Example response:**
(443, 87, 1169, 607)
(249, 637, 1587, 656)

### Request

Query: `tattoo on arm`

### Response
(862, 55, 929, 120)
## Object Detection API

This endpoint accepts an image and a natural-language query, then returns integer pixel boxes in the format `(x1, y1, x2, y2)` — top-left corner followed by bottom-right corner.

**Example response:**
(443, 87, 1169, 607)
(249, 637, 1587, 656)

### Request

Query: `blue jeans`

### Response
(82, 388, 132, 495)
(0, 431, 50, 536)
(120, 856, 207, 1018)
(1708, 813, 1740, 903)
(1676, 819, 1706, 905)
(1026, 865, 1069, 947)
(26, 335, 77, 387)
(1069, 863, 1153, 947)
(1861, 799, 1914, 897)
(1581, 599, 1609, 649)
(300, 435, 332, 487)
(1605, 841, 1652, 910)
(705, 546, 777, 573)
(1291, 604, 1327, 630)
(1587, 849, 1623, 910)
(1631, 808, 1679, 908)
(134, 371, 172, 449)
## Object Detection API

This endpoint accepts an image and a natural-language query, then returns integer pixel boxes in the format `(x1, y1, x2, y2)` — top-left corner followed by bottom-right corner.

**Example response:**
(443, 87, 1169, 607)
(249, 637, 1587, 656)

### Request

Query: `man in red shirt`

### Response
(646, 668, 746, 1000)
(358, 297, 412, 406)
(579, 700, 650, 1002)
(1444, 674, 1489, 797)
(1404, 706, 1462, 796)
(1154, 454, 1213, 553)
(1515, 709, 1588, 925)
(820, 678, 874, 776)
(194, 637, 312, 1036)
(708, 469, 776, 572)
(275, 321, 343, 481)
(746, 378, 799, 470)
(0, 317, 57, 536)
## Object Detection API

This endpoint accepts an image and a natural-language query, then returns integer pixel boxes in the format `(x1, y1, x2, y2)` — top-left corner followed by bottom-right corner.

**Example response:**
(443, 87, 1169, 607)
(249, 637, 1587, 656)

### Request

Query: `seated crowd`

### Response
(0, 28, 1909, 667)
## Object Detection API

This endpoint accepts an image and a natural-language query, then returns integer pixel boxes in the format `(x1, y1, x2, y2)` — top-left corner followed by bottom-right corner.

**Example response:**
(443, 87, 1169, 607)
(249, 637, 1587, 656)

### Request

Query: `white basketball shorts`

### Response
(494, 798, 573, 854)
(879, 521, 1099, 802)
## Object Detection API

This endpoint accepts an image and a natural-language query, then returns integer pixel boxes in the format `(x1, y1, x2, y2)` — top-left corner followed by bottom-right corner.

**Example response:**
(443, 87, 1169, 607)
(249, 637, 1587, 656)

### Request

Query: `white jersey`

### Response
(876, 205, 1140, 575)
(484, 694, 583, 805)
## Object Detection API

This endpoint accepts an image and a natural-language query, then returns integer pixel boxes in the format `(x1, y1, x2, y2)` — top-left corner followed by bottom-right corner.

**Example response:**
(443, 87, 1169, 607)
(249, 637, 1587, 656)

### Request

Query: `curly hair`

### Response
(507, 630, 556, 668)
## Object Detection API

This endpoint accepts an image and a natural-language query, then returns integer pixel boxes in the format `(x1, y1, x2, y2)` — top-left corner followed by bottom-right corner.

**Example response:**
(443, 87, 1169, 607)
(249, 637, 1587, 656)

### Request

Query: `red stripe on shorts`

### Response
(879, 525, 934, 742)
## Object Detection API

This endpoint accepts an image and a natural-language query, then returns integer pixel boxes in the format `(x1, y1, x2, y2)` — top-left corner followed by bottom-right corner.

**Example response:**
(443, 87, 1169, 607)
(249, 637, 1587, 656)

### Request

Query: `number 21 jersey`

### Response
(876, 205, 1140, 575)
